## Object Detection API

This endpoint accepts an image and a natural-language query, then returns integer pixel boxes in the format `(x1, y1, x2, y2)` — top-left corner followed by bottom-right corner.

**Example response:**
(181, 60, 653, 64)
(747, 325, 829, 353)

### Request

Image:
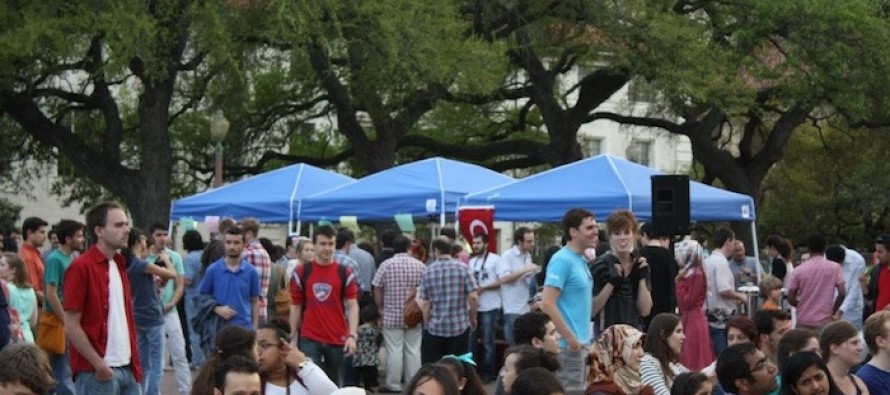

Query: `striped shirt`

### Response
(372, 253, 426, 328)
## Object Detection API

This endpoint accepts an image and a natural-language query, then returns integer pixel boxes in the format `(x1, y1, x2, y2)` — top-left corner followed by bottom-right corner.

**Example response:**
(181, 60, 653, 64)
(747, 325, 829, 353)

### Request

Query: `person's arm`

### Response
(145, 263, 177, 280)
(344, 298, 359, 355)
(251, 296, 259, 327)
(28, 296, 38, 330)
(45, 283, 65, 324)
(373, 287, 384, 315)
(833, 282, 847, 318)
(289, 303, 302, 342)
(64, 311, 113, 381)
(639, 355, 671, 395)
(468, 290, 479, 330)
(418, 295, 431, 325)
(636, 266, 653, 317)
(593, 284, 614, 316)
(787, 288, 799, 306)
(716, 262, 747, 302)
(497, 264, 537, 285)
(541, 286, 581, 352)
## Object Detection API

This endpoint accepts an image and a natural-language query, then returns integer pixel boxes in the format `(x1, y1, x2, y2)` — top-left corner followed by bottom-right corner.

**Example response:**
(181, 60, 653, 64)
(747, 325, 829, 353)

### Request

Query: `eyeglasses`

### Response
(257, 341, 282, 352)
(749, 358, 774, 373)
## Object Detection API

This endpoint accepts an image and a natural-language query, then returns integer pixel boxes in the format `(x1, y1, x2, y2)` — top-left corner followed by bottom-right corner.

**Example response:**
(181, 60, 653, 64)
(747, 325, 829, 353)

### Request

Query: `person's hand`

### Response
(214, 305, 237, 320)
(633, 257, 650, 279)
(281, 341, 308, 368)
(95, 362, 113, 382)
(470, 316, 478, 331)
(832, 311, 842, 321)
(157, 252, 170, 267)
(607, 263, 624, 287)
(567, 337, 582, 353)
(344, 337, 357, 356)
(163, 304, 175, 314)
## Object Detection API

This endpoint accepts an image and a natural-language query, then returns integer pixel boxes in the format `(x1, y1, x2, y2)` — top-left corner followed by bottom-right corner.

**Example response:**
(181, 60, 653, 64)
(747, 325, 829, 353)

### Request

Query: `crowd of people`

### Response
(2, 202, 890, 395)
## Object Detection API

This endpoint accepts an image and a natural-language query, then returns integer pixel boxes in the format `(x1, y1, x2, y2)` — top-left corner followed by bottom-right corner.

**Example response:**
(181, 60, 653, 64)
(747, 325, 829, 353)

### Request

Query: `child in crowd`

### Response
(759, 276, 783, 311)
(670, 372, 712, 395)
(354, 305, 382, 390)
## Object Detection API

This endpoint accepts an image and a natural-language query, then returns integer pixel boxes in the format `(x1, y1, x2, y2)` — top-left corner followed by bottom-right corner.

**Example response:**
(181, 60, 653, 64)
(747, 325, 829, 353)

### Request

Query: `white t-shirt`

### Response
(704, 250, 736, 329)
(498, 246, 533, 315)
(470, 252, 502, 312)
(263, 362, 339, 395)
(104, 259, 131, 367)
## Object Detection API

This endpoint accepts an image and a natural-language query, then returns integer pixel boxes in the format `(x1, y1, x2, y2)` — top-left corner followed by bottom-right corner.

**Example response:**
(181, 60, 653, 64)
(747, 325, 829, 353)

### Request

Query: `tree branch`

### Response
(587, 111, 685, 134)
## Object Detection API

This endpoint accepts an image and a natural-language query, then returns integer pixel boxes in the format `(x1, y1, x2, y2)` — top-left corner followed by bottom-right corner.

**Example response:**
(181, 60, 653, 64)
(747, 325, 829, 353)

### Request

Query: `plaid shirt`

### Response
(372, 253, 426, 328)
(242, 239, 271, 323)
(419, 258, 478, 337)
(333, 250, 360, 278)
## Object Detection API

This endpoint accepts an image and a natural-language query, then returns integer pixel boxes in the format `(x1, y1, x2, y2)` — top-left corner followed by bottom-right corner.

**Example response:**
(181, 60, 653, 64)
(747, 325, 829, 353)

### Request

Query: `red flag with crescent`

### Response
(458, 206, 496, 253)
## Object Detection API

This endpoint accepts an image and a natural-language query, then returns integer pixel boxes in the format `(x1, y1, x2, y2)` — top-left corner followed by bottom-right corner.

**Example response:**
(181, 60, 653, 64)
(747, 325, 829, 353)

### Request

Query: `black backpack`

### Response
(297, 262, 349, 306)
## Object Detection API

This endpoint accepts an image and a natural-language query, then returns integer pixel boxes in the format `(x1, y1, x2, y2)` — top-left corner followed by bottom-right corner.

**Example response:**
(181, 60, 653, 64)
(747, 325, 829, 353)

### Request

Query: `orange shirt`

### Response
(762, 299, 780, 311)
(18, 243, 44, 292)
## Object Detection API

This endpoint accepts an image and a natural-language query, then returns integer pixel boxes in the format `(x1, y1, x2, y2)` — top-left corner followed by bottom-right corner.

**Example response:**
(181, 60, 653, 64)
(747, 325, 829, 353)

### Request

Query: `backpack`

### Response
(298, 262, 349, 307)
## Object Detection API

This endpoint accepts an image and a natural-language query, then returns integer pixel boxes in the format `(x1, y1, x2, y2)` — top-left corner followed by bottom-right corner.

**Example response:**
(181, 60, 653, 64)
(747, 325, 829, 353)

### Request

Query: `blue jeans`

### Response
(137, 324, 166, 395)
(185, 294, 205, 368)
(300, 338, 345, 386)
(75, 367, 141, 395)
(50, 347, 75, 395)
(472, 310, 499, 378)
(710, 325, 727, 357)
(503, 313, 520, 345)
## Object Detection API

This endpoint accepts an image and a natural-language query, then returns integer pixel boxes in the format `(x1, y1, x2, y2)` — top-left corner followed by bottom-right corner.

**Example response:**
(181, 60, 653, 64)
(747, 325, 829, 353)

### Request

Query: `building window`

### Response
(627, 140, 652, 166)
(581, 137, 603, 157)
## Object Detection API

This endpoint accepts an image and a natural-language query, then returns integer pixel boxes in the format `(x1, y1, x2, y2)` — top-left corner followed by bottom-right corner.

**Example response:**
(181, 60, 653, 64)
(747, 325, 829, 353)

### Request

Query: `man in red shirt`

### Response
(868, 235, 890, 313)
(63, 202, 141, 394)
(289, 225, 358, 385)
(18, 217, 47, 302)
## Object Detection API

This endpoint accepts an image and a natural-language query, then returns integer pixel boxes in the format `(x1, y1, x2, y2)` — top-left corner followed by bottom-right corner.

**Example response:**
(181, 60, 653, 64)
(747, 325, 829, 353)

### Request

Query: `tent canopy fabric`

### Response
(298, 157, 514, 222)
(460, 154, 755, 222)
(170, 163, 355, 223)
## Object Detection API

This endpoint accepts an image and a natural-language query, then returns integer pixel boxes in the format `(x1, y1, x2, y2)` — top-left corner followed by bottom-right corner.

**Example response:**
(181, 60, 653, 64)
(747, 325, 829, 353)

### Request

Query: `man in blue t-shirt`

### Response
(541, 208, 598, 393)
(858, 310, 890, 393)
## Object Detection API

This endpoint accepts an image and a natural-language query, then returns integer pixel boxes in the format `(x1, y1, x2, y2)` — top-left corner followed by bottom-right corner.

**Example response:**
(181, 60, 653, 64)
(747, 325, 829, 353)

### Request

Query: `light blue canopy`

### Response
(460, 154, 755, 222)
(298, 157, 515, 222)
(170, 163, 355, 223)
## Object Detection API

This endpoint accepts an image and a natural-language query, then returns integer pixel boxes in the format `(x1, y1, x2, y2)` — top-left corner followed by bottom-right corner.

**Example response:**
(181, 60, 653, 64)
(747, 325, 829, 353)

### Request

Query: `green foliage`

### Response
(759, 125, 890, 249)
(0, 197, 21, 232)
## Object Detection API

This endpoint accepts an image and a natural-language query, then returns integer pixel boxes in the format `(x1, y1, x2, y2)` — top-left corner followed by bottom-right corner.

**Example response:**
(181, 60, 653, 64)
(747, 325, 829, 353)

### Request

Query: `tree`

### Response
(0, 1, 272, 227)
(759, 126, 890, 249)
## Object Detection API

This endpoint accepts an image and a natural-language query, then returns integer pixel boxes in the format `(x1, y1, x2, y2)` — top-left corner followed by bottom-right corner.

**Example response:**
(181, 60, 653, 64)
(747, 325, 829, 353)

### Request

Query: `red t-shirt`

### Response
(877, 265, 890, 312)
(19, 243, 44, 292)
(290, 261, 358, 345)
(63, 246, 142, 382)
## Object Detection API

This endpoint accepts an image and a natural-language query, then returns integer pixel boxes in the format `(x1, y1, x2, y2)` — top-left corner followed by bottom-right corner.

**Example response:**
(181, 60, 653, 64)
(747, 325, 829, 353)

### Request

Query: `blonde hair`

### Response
(758, 275, 782, 298)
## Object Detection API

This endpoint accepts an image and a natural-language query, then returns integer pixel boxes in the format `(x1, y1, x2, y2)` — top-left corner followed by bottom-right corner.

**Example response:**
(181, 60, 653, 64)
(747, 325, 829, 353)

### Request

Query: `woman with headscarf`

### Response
(673, 240, 714, 371)
(587, 324, 655, 395)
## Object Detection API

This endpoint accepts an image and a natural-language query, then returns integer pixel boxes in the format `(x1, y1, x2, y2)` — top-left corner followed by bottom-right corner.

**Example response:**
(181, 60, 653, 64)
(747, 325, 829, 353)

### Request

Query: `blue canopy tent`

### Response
(460, 154, 755, 222)
(170, 163, 355, 225)
(298, 157, 514, 224)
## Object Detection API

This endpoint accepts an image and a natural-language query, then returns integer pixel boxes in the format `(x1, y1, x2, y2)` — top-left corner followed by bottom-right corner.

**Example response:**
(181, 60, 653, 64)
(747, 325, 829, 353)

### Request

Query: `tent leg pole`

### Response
(751, 221, 762, 282)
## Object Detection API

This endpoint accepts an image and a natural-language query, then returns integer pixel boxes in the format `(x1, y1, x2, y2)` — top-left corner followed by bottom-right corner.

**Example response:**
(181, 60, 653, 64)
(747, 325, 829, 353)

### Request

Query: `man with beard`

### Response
(63, 202, 142, 394)
(468, 232, 502, 382)
(199, 226, 261, 331)
(43, 219, 85, 395)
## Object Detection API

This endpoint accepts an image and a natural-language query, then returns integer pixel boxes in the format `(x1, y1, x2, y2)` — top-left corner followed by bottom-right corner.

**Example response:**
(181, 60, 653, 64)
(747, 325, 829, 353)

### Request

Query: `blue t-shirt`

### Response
(543, 246, 593, 346)
(126, 257, 165, 327)
(857, 363, 890, 395)
(199, 259, 260, 329)
(183, 250, 203, 299)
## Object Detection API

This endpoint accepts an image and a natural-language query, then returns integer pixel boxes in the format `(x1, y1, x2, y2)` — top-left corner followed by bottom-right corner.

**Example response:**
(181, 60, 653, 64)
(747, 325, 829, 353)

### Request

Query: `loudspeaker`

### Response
(651, 175, 690, 236)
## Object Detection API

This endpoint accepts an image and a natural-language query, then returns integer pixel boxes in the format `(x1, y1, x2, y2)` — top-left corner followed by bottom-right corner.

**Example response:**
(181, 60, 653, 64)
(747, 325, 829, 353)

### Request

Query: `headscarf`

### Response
(588, 324, 645, 395)
(674, 240, 704, 278)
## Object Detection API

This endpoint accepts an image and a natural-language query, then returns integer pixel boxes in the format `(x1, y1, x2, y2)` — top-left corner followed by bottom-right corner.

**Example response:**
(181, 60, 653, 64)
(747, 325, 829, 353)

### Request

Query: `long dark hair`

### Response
(435, 356, 486, 395)
(644, 313, 682, 381)
(191, 325, 257, 395)
(671, 372, 710, 395)
(780, 351, 842, 395)
(257, 318, 306, 393)
(404, 364, 461, 395)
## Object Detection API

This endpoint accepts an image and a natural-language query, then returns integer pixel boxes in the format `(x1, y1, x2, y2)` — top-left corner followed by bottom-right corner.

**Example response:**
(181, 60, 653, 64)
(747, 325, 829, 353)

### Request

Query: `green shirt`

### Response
(147, 247, 184, 312)
(43, 248, 74, 313)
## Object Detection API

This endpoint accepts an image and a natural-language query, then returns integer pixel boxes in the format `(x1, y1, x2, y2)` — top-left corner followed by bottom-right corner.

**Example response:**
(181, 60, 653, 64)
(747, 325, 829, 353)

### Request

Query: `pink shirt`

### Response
(787, 255, 844, 327)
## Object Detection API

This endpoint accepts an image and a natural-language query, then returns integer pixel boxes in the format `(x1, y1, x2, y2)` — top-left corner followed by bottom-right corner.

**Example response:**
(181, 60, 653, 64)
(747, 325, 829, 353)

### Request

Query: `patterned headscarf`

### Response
(589, 324, 645, 395)
(674, 239, 704, 276)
